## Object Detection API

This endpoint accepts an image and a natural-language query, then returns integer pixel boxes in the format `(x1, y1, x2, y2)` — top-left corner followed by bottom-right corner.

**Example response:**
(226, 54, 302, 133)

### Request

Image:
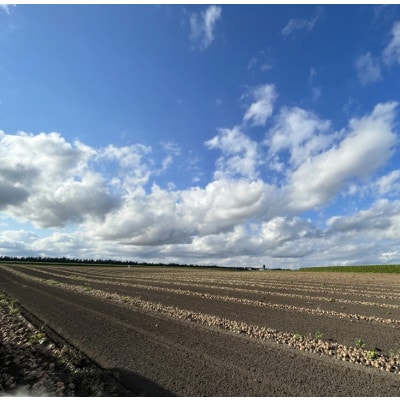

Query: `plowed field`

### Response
(1, 264, 400, 396)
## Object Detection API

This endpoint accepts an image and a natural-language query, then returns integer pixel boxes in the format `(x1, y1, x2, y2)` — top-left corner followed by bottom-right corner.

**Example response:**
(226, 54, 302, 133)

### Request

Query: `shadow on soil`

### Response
(0, 305, 176, 397)
(111, 368, 176, 396)
(0, 338, 175, 396)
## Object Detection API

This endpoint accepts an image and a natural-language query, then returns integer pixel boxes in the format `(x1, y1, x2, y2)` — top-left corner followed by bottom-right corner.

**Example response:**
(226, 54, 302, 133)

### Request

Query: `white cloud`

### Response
(327, 199, 400, 240)
(0, 4, 15, 15)
(3, 195, 400, 268)
(247, 57, 258, 70)
(190, 5, 222, 51)
(158, 215, 320, 264)
(260, 63, 272, 72)
(266, 107, 332, 168)
(281, 8, 323, 36)
(260, 216, 320, 248)
(247, 56, 272, 72)
(0, 131, 153, 228)
(0, 179, 29, 210)
(158, 141, 181, 174)
(100, 144, 151, 170)
(86, 178, 281, 247)
(87, 185, 188, 246)
(355, 52, 382, 85)
(0, 230, 42, 257)
(1, 92, 400, 268)
(383, 21, 400, 65)
(243, 84, 277, 127)
(375, 170, 400, 195)
(14, 173, 118, 228)
(288, 102, 398, 210)
(179, 179, 280, 236)
(205, 126, 260, 179)
(98, 144, 152, 190)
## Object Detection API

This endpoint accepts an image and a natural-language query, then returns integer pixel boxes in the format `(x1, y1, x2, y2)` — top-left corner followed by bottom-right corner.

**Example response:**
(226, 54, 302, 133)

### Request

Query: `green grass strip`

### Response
(300, 265, 400, 273)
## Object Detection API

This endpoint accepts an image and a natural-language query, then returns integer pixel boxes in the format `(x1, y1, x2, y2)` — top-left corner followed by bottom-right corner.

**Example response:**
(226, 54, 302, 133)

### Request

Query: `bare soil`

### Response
(1, 264, 400, 396)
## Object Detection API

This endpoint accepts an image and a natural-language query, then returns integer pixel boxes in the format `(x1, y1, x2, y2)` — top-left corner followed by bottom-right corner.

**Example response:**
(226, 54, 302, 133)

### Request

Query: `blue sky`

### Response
(1, 4, 400, 268)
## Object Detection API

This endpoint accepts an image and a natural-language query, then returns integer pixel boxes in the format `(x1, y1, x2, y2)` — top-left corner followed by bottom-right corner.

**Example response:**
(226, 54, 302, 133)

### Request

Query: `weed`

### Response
(355, 338, 365, 348)
(28, 331, 46, 345)
(122, 295, 131, 303)
(67, 348, 85, 365)
(327, 298, 335, 302)
(0, 294, 8, 306)
(9, 301, 20, 314)
(315, 330, 324, 340)
(367, 349, 377, 360)
(294, 333, 303, 340)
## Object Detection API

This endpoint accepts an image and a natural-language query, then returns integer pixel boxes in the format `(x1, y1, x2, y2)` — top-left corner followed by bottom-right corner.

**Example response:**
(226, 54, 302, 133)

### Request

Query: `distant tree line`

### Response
(0, 255, 225, 269)
(0, 255, 133, 265)
(0, 255, 283, 271)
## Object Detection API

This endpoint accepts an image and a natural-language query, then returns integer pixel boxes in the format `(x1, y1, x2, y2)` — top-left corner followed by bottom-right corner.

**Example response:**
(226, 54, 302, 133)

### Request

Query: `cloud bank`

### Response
(0, 84, 399, 267)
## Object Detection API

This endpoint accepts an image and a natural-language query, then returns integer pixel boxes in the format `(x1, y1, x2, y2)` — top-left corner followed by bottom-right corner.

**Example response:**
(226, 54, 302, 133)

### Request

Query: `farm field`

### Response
(1, 264, 400, 396)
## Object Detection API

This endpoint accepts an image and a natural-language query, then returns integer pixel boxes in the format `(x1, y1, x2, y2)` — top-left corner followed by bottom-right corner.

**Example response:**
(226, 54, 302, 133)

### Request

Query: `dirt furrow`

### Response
(31, 265, 400, 307)
(2, 265, 400, 368)
(5, 269, 400, 395)
(13, 264, 400, 323)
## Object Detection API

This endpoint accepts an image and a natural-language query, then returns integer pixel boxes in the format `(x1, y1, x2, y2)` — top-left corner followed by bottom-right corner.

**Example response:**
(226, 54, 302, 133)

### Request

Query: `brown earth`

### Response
(1, 264, 400, 396)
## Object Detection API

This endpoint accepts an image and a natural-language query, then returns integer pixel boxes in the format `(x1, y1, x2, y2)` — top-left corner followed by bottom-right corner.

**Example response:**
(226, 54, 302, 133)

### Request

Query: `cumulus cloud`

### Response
(0, 230, 41, 257)
(1, 89, 400, 268)
(155, 215, 320, 263)
(3, 198, 400, 268)
(98, 143, 152, 189)
(266, 107, 332, 168)
(14, 173, 119, 228)
(190, 5, 222, 50)
(327, 199, 400, 240)
(281, 8, 323, 36)
(88, 178, 281, 246)
(205, 126, 260, 179)
(87, 184, 193, 246)
(0, 180, 29, 210)
(0, 131, 150, 228)
(355, 52, 382, 85)
(261, 216, 319, 244)
(180, 179, 280, 236)
(243, 84, 277, 127)
(158, 141, 181, 174)
(375, 170, 400, 195)
(383, 20, 400, 65)
(288, 102, 398, 210)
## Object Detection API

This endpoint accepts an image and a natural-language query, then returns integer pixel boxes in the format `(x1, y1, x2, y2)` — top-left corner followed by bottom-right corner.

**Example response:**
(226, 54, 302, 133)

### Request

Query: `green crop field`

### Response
(299, 265, 400, 273)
